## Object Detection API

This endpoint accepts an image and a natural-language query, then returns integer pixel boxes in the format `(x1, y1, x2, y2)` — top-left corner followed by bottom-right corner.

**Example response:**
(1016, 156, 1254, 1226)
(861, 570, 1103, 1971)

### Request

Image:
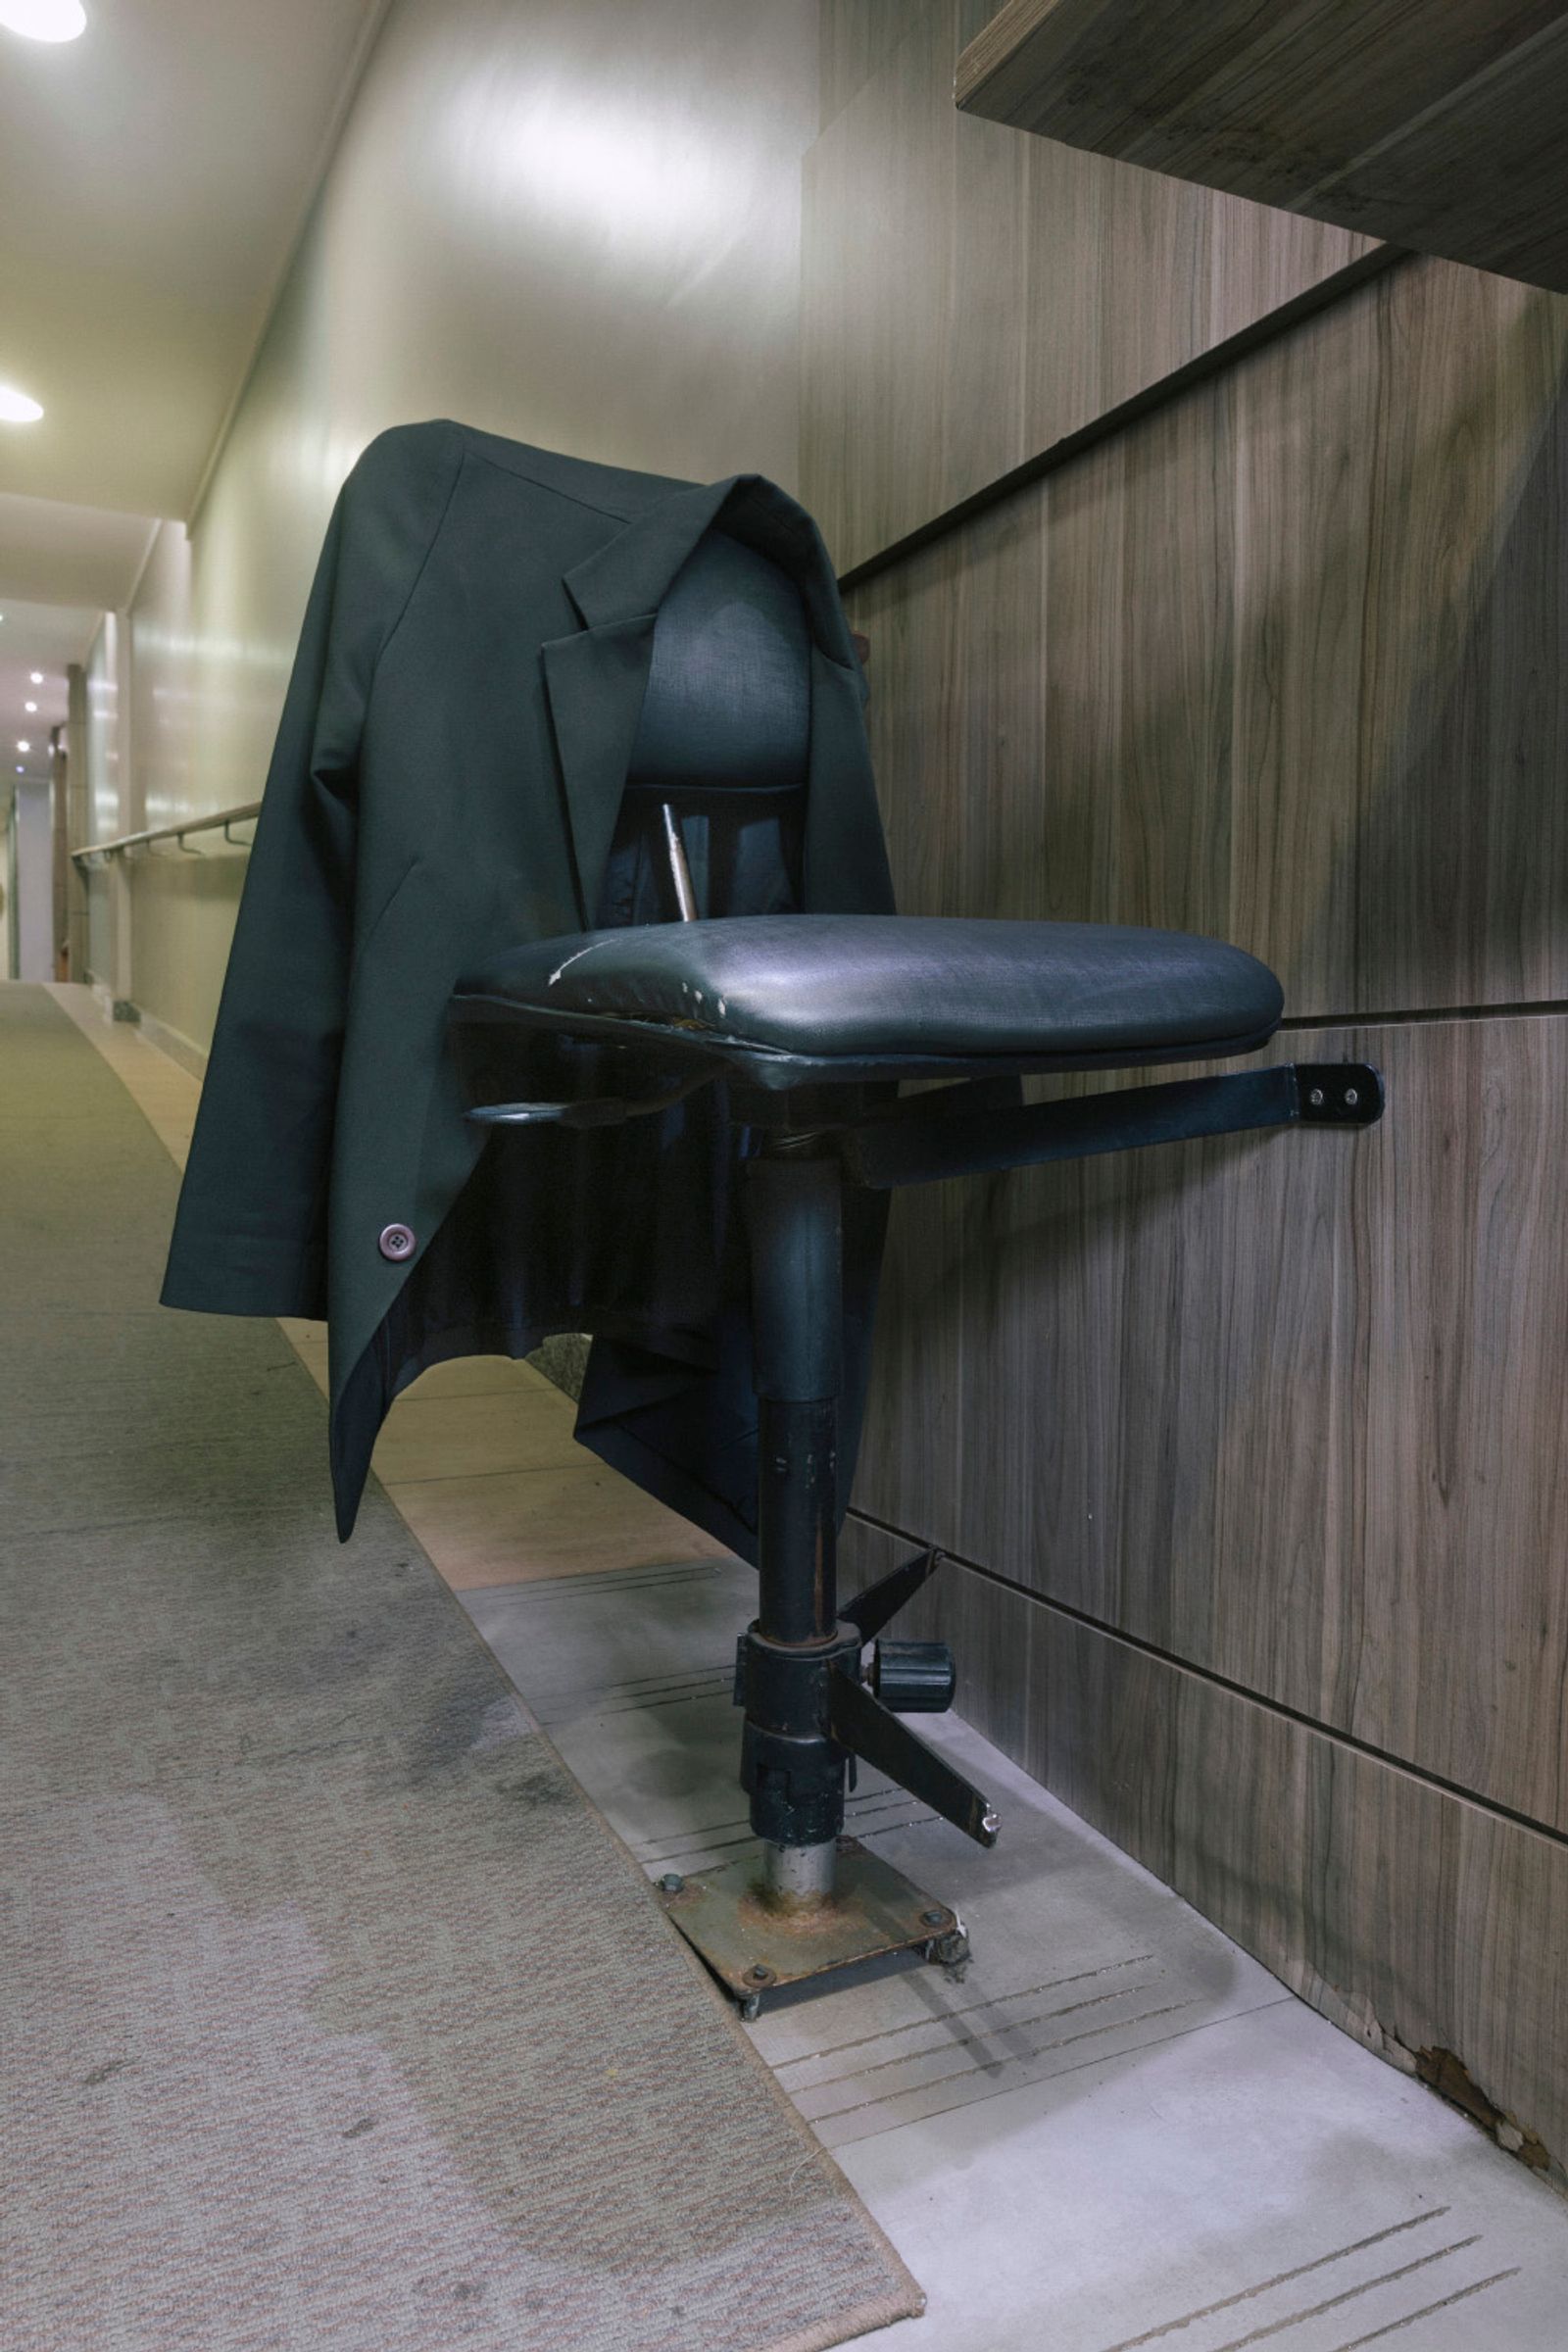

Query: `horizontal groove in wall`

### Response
(1280, 999, 1568, 1031)
(847, 1505, 1568, 1854)
(835, 242, 1415, 592)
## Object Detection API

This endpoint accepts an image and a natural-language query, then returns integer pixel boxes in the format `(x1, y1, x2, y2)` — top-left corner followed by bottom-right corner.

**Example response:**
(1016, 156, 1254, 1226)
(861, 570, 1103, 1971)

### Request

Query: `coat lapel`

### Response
(541, 470, 872, 923)
(540, 618, 660, 926)
(543, 477, 737, 923)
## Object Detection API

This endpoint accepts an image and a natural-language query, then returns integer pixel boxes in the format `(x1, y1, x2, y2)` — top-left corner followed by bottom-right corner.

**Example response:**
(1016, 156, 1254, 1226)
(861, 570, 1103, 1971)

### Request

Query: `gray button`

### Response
(378, 1222, 416, 1262)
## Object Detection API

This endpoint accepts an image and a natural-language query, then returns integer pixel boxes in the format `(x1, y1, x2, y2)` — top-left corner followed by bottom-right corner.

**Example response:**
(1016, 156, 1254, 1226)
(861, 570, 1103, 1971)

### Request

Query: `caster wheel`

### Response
(930, 1929, 970, 1975)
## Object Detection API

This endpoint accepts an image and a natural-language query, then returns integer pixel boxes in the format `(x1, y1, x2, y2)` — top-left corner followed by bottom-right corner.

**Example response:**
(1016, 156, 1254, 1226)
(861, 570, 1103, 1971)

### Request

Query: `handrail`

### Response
(71, 801, 262, 863)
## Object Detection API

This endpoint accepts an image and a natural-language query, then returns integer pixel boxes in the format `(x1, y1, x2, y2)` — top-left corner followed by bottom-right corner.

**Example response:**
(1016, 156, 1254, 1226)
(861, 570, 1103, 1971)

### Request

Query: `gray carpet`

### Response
(0, 987, 921, 2352)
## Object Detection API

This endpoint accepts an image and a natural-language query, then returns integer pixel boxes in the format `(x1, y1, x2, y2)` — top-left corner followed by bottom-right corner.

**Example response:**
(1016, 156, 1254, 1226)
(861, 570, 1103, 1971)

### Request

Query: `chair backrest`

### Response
(610, 527, 810, 922)
(628, 526, 810, 797)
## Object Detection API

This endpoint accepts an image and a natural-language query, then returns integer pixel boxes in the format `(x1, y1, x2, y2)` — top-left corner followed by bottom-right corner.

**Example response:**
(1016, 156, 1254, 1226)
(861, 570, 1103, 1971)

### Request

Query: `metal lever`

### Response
(828, 1667, 1000, 1847)
(842, 1544, 946, 1641)
(465, 1070, 710, 1128)
(844, 1061, 1386, 1191)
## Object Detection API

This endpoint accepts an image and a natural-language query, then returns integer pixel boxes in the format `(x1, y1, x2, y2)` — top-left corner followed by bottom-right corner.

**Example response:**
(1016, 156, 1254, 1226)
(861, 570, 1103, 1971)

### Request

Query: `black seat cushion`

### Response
(453, 915, 1283, 1084)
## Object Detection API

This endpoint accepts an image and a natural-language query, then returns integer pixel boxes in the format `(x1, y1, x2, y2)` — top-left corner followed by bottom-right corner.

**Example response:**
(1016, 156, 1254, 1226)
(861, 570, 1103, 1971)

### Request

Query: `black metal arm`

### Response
(840, 1061, 1383, 1190)
(464, 1058, 1385, 1183)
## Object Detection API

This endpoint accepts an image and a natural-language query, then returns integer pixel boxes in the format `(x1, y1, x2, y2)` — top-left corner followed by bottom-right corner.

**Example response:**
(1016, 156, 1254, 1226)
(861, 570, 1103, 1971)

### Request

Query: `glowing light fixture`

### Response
(24, 700, 37, 712)
(30, 670, 43, 683)
(17, 738, 31, 753)
(0, 384, 44, 424)
(0, 1, 87, 41)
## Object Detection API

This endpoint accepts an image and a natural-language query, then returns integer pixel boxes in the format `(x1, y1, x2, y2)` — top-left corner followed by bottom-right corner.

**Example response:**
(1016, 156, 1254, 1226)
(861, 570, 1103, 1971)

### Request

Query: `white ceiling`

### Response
(0, 0, 386, 740)
(0, 0, 387, 523)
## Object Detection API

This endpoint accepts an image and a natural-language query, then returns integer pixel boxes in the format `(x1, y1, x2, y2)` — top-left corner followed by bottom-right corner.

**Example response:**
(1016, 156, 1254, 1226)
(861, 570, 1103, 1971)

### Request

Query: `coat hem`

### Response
(576, 1418, 759, 1567)
(160, 1260, 326, 1321)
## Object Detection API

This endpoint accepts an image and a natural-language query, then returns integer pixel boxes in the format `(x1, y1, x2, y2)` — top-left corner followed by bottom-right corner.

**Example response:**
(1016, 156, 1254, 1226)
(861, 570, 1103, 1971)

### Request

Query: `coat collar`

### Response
(544, 469, 866, 922)
(562, 470, 863, 670)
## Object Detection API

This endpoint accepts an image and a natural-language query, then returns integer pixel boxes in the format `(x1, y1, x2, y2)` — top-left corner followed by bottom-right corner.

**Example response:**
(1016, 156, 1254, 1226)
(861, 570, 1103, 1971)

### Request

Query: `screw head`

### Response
(747, 1963, 773, 1984)
(658, 1873, 684, 1894)
(1344, 1087, 1359, 1107)
(1307, 1087, 1325, 1108)
(921, 1908, 948, 1928)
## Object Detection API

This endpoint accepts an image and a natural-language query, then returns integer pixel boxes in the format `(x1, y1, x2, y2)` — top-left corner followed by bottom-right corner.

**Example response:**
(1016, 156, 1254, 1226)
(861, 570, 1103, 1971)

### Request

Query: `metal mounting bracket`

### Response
(842, 1059, 1385, 1190)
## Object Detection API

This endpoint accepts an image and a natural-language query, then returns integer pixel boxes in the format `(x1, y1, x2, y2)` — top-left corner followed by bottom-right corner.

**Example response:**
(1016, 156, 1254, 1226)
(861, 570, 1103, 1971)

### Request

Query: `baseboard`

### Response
(80, 981, 210, 1080)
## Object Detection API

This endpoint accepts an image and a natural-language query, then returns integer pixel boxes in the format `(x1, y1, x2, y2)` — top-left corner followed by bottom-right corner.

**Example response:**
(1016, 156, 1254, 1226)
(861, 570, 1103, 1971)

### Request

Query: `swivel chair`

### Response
(449, 525, 1382, 2014)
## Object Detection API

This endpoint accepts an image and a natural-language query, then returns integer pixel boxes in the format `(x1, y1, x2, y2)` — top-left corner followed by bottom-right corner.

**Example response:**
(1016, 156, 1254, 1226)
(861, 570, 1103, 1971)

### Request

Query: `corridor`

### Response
(6, 979, 1563, 2349)
(7, 1, 1568, 2343)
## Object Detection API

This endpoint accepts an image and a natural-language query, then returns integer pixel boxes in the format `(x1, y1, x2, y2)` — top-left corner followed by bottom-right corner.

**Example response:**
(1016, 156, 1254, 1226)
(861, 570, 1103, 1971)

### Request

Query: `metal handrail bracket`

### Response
(70, 800, 262, 864)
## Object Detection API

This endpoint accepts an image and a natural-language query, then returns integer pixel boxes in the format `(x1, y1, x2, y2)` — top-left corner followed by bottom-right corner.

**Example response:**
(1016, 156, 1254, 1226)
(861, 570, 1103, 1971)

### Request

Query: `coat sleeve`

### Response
(160, 421, 464, 1318)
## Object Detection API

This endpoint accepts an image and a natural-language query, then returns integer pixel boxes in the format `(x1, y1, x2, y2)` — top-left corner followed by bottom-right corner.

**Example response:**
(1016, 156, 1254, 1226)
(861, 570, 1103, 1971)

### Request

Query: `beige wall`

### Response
(111, 0, 817, 1054)
(81, 613, 124, 993)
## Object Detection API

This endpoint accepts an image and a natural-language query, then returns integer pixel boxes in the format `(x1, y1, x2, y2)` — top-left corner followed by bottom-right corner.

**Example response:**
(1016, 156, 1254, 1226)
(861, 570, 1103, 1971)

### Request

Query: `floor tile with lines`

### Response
(469, 1556, 1568, 2349)
(57, 982, 1568, 2352)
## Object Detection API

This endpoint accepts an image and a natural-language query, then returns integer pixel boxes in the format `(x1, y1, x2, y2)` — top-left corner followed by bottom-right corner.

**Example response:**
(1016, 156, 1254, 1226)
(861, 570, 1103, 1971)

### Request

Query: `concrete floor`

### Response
(469, 1555, 1568, 2352)
(59, 981, 1568, 2352)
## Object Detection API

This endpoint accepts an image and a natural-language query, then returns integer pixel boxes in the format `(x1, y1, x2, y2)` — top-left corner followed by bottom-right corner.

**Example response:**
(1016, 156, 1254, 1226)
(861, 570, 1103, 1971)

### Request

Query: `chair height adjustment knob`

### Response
(869, 1640, 956, 1714)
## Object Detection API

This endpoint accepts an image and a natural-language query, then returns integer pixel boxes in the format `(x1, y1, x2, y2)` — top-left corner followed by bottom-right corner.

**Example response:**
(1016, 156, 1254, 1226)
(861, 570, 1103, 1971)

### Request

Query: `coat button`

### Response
(378, 1222, 416, 1262)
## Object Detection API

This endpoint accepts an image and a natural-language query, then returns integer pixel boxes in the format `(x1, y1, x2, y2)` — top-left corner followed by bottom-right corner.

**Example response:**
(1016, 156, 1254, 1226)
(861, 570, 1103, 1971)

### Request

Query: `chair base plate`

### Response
(656, 1836, 966, 2014)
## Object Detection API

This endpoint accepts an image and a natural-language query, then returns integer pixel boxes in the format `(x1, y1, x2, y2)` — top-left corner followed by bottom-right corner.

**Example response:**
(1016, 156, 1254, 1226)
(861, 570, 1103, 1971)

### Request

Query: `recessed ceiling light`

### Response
(0, 384, 44, 424)
(0, 2, 87, 42)
(17, 738, 30, 752)
(24, 701, 37, 712)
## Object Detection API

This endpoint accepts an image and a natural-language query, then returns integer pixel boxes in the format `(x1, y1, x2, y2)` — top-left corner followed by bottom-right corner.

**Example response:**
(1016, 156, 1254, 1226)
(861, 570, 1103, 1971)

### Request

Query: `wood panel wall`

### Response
(807, 0, 1381, 571)
(808, 0, 1568, 2176)
(955, 0, 1568, 295)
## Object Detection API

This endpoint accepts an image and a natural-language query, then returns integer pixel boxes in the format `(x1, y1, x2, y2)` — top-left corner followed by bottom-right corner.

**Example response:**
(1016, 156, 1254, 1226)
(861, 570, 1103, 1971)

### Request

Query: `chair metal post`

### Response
(740, 1142, 855, 1905)
(651, 1136, 985, 2008)
(747, 1146, 842, 1642)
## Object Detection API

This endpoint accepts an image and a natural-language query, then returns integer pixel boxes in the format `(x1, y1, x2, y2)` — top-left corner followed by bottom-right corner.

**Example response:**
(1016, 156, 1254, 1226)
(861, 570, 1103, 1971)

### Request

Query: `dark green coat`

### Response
(161, 420, 895, 1549)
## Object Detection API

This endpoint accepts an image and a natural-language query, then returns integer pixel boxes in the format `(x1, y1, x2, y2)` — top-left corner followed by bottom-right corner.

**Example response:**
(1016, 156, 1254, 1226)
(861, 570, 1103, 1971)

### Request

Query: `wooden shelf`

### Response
(956, 0, 1568, 294)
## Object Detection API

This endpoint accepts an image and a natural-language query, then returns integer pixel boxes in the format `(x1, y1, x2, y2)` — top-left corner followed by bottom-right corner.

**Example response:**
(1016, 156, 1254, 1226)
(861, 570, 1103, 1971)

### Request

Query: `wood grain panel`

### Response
(1343, 269, 1568, 1015)
(1228, 262, 1568, 1015)
(848, 1015, 1568, 1834)
(819, 0, 923, 133)
(1349, 1018, 1568, 1827)
(848, 257, 1568, 1020)
(1112, 384, 1238, 942)
(805, 3, 959, 571)
(841, 1522, 1568, 2178)
(956, 0, 1568, 295)
(810, 7, 1568, 2161)
(1226, 276, 1378, 1012)
(803, 0, 1379, 570)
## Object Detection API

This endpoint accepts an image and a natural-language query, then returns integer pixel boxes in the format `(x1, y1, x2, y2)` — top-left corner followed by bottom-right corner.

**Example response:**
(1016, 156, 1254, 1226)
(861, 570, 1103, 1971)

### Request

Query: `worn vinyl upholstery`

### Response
(454, 913, 1286, 1083)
